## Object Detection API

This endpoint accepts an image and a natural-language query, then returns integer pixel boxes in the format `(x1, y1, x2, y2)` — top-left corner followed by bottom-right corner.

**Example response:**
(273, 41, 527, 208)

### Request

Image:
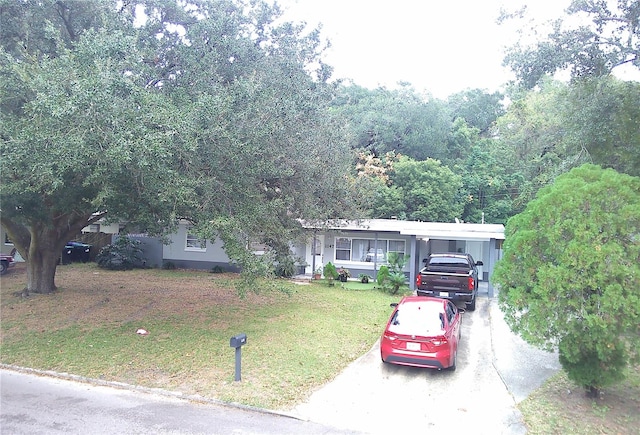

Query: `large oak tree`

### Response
(503, 0, 640, 88)
(0, 0, 358, 294)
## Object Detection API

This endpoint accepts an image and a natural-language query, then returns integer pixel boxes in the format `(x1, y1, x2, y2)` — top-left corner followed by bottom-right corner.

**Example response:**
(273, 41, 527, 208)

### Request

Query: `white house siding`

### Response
(306, 230, 414, 280)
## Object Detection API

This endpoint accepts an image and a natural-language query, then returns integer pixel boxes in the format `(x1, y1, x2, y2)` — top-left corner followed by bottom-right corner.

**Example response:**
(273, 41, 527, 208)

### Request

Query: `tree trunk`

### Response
(25, 240, 63, 295)
(585, 385, 601, 399)
(3, 211, 103, 296)
(25, 231, 66, 295)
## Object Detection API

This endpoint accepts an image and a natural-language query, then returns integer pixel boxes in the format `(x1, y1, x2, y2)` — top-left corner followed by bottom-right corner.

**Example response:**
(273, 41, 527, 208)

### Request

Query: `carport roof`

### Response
(304, 219, 505, 241)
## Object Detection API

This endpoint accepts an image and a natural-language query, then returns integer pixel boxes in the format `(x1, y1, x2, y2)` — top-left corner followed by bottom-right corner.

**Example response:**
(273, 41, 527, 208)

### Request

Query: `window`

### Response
(335, 237, 351, 260)
(186, 230, 206, 251)
(388, 240, 406, 262)
(248, 239, 268, 254)
(335, 238, 406, 263)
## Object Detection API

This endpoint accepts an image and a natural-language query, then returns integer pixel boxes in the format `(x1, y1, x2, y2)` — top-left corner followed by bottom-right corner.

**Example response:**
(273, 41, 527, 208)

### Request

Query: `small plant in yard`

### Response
(337, 267, 350, 282)
(376, 265, 389, 287)
(274, 255, 296, 278)
(323, 262, 338, 285)
(376, 253, 410, 294)
(358, 274, 370, 283)
(313, 266, 323, 279)
(385, 271, 408, 294)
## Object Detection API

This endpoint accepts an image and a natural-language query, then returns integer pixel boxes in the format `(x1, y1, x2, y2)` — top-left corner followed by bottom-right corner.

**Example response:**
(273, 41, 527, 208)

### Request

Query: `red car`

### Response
(0, 253, 16, 275)
(380, 296, 462, 370)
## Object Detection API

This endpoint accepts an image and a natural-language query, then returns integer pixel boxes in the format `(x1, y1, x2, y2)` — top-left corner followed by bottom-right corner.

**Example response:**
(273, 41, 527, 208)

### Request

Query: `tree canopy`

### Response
(503, 0, 640, 88)
(0, 0, 358, 294)
(492, 164, 640, 395)
(368, 156, 465, 222)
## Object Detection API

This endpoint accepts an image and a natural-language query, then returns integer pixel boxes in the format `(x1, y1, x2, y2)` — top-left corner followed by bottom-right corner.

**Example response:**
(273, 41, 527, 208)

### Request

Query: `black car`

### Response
(61, 241, 92, 264)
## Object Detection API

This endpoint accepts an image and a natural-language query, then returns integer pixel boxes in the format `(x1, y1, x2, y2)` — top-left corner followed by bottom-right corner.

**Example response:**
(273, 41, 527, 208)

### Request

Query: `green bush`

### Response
(323, 262, 338, 284)
(376, 265, 389, 287)
(358, 274, 370, 283)
(96, 236, 145, 270)
(274, 256, 296, 278)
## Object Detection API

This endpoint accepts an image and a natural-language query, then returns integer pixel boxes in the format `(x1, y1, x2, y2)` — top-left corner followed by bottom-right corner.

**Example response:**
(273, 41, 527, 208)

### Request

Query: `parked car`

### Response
(0, 253, 16, 275)
(416, 252, 483, 311)
(61, 241, 92, 264)
(380, 296, 462, 370)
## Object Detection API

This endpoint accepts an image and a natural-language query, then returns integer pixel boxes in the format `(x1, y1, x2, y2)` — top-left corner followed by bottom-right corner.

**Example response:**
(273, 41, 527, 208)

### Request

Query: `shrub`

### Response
(275, 256, 296, 278)
(323, 262, 338, 284)
(376, 265, 390, 287)
(96, 236, 145, 270)
(210, 265, 226, 274)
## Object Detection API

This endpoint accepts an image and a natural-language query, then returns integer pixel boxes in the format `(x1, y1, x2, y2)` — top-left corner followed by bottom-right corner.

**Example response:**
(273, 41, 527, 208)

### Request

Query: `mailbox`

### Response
(230, 333, 247, 382)
(230, 333, 247, 348)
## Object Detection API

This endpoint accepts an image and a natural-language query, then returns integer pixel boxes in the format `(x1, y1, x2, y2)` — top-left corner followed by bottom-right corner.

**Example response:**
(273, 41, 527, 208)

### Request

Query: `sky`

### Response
(276, 0, 572, 98)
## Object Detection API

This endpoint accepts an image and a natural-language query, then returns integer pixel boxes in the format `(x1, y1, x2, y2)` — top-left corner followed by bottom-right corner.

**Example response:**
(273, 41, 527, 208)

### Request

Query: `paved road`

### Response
(0, 369, 360, 434)
(1, 286, 560, 435)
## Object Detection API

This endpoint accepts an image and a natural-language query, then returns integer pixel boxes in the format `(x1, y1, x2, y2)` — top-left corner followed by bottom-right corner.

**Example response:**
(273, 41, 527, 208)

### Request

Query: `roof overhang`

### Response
(302, 219, 505, 241)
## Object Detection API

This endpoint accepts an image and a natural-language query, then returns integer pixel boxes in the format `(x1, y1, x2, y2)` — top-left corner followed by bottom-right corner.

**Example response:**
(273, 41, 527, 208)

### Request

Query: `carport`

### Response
(399, 221, 505, 297)
(300, 219, 505, 297)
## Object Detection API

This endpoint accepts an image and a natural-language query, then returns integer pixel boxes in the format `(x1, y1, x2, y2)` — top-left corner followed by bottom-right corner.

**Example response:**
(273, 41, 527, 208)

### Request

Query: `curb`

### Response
(0, 363, 305, 422)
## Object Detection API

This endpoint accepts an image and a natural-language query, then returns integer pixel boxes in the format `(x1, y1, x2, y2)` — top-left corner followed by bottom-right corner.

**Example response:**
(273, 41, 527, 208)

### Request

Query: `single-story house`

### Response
(139, 218, 504, 296)
(291, 219, 504, 296)
(2, 218, 504, 296)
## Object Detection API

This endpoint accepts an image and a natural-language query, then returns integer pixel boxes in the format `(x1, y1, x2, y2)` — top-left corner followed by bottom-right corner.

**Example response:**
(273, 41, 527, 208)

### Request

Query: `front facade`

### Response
(2, 217, 503, 295)
(120, 219, 504, 295)
(292, 219, 504, 295)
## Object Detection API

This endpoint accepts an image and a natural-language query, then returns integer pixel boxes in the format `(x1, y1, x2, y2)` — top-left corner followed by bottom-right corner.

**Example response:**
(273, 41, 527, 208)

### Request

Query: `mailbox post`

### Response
(229, 333, 247, 382)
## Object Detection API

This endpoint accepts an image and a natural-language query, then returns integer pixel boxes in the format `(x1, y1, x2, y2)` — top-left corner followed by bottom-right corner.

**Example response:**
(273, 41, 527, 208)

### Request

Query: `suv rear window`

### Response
(428, 257, 468, 268)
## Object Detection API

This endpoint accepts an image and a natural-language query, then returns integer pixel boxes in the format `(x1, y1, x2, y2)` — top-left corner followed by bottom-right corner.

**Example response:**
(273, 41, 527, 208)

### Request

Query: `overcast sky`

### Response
(277, 0, 572, 98)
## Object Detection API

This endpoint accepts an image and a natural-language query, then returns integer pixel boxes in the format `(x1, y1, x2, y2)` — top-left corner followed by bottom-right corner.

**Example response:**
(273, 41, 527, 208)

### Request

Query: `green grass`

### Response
(0, 264, 403, 410)
(518, 362, 640, 434)
(3, 263, 638, 433)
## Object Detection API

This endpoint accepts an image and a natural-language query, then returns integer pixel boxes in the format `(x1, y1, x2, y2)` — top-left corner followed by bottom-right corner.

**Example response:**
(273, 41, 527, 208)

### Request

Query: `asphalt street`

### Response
(1, 284, 561, 434)
(0, 368, 361, 435)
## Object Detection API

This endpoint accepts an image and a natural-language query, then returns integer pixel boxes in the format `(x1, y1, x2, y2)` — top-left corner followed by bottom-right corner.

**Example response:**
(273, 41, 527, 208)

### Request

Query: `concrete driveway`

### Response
(288, 288, 561, 434)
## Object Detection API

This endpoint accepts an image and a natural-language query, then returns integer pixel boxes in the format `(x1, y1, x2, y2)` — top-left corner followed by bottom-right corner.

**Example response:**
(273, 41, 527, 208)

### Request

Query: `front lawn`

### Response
(0, 263, 402, 409)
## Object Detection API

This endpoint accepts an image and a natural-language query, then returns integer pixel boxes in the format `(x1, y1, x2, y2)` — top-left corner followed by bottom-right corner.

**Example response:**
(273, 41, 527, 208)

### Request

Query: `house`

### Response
(2, 217, 504, 296)
(291, 219, 505, 296)
(154, 218, 503, 294)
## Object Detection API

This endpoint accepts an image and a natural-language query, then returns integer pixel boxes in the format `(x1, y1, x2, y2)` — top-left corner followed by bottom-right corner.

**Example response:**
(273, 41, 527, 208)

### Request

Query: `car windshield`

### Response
(388, 301, 445, 336)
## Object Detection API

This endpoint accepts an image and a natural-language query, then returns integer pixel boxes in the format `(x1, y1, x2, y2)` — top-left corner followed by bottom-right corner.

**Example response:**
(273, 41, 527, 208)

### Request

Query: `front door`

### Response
(311, 235, 324, 274)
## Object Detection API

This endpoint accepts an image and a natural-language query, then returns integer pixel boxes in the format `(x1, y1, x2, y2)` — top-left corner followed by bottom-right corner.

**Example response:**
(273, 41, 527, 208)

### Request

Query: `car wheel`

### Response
(466, 295, 476, 311)
(448, 351, 457, 371)
(0, 261, 7, 275)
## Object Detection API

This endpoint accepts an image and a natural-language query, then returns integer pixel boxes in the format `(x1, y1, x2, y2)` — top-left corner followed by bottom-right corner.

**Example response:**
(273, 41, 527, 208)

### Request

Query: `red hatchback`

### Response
(380, 296, 462, 370)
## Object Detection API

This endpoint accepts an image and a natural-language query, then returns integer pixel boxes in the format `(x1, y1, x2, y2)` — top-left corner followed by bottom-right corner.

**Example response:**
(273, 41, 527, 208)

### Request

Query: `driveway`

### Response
(288, 287, 561, 434)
